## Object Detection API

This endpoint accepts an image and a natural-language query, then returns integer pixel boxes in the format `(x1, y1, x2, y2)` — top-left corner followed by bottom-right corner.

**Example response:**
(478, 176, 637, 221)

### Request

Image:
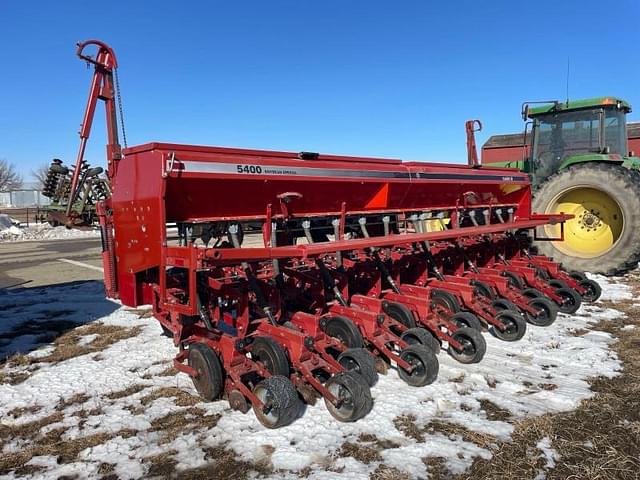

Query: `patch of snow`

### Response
(0, 222, 100, 242)
(621, 325, 635, 331)
(76, 333, 99, 347)
(588, 273, 633, 301)
(0, 276, 628, 479)
(534, 436, 560, 479)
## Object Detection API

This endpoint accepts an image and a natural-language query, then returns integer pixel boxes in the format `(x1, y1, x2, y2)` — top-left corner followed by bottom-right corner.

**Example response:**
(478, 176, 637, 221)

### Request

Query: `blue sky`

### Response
(1, 0, 639, 178)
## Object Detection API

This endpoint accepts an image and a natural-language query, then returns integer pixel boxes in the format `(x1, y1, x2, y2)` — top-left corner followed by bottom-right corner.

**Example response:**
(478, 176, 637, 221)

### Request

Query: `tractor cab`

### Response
(523, 97, 632, 185)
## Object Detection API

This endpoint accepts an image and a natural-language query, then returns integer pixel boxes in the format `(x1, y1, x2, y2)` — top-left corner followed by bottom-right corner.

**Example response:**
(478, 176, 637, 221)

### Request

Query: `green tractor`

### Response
(482, 97, 640, 275)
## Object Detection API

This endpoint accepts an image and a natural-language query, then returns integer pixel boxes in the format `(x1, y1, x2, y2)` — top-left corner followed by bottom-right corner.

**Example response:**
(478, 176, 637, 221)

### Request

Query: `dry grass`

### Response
(339, 441, 383, 464)
(149, 407, 221, 444)
(422, 457, 450, 479)
(38, 323, 143, 364)
(139, 386, 200, 407)
(0, 322, 142, 374)
(55, 393, 91, 410)
(0, 323, 142, 386)
(0, 408, 138, 476)
(7, 404, 42, 418)
(478, 399, 511, 421)
(158, 365, 179, 377)
(106, 384, 146, 400)
(370, 464, 411, 480)
(145, 445, 272, 479)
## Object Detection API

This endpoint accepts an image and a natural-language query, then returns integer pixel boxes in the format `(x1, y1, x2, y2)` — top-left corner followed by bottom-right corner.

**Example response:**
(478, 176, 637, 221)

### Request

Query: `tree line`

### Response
(0, 159, 51, 192)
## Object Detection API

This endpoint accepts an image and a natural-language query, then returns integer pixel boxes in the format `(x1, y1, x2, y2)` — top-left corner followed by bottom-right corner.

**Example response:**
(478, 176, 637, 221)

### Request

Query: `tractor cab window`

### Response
(604, 109, 627, 155)
(531, 108, 627, 183)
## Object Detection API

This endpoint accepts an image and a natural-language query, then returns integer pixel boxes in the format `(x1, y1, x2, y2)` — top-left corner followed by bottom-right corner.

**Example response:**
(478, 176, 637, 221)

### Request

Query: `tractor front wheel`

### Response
(532, 163, 640, 275)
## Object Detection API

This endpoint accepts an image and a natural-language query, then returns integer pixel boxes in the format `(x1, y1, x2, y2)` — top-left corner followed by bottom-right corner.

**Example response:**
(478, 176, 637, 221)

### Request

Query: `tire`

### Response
(471, 280, 496, 300)
(501, 271, 525, 289)
(490, 310, 527, 342)
(188, 343, 224, 401)
(448, 327, 487, 364)
(579, 279, 602, 302)
(383, 302, 416, 328)
(522, 288, 545, 299)
(397, 345, 439, 387)
(492, 298, 519, 312)
(250, 336, 290, 377)
(449, 311, 484, 331)
(252, 375, 300, 428)
(555, 287, 582, 314)
(401, 327, 441, 353)
(430, 290, 461, 313)
(324, 371, 373, 422)
(323, 316, 364, 348)
(569, 271, 587, 282)
(337, 348, 379, 387)
(534, 267, 551, 280)
(549, 279, 568, 289)
(532, 163, 640, 275)
(524, 297, 558, 327)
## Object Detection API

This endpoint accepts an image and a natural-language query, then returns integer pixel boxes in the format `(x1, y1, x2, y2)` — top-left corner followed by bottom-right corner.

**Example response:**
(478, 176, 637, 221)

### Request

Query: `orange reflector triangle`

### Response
(366, 183, 389, 209)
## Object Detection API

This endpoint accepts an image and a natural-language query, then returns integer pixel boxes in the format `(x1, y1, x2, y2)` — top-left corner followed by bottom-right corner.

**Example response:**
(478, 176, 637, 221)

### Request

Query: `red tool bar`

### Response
(203, 214, 571, 262)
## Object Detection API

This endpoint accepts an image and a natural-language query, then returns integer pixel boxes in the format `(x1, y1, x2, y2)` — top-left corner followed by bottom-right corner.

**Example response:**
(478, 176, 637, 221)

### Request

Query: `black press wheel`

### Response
(579, 279, 602, 302)
(430, 289, 461, 313)
(400, 327, 441, 353)
(490, 310, 527, 342)
(449, 311, 484, 331)
(323, 316, 364, 348)
(337, 348, 378, 387)
(555, 287, 582, 314)
(324, 371, 373, 422)
(492, 298, 519, 312)
(188, 343, 225, 401)
(383, 301, 416, 328)
(569, 271, 587, 282)
(522, 288, 546, 300)
(471, 280, 496, 300)
(252, 375, 300, 429)
(397, 345, 439, 387)
(501, 271, 525, 289)
(524, 297, 558, 327)
(251, 336, 291, 377)
(448, 327, 487, 364)
(549, 279, 569, 290)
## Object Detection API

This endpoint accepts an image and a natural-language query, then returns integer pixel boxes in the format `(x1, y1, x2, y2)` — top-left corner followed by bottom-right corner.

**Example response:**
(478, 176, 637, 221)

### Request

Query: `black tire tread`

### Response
(401, 327, 441, 353)
(252, 375, 300, 428)
(188, 343, 224, 401)
(323, 316, 364, 348)
(337, 348, 379, 387)
(448, 327, 487, 364)
(397, 345, 439, 387)
(251, 336, 291, 377)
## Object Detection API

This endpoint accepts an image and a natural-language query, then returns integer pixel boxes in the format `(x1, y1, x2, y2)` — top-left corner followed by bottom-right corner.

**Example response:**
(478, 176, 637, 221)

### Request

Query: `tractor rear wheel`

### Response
(532, 163, 640, 275)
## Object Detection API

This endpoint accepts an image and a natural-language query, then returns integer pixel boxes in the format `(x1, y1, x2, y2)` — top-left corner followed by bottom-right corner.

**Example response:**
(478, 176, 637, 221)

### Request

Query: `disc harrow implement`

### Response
(69, 40, 601, 428)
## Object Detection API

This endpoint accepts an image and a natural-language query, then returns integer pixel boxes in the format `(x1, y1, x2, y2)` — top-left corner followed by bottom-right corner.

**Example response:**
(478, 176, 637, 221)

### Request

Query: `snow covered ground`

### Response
(0, 274, 631, 479)
(0, 223, 100, 242)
